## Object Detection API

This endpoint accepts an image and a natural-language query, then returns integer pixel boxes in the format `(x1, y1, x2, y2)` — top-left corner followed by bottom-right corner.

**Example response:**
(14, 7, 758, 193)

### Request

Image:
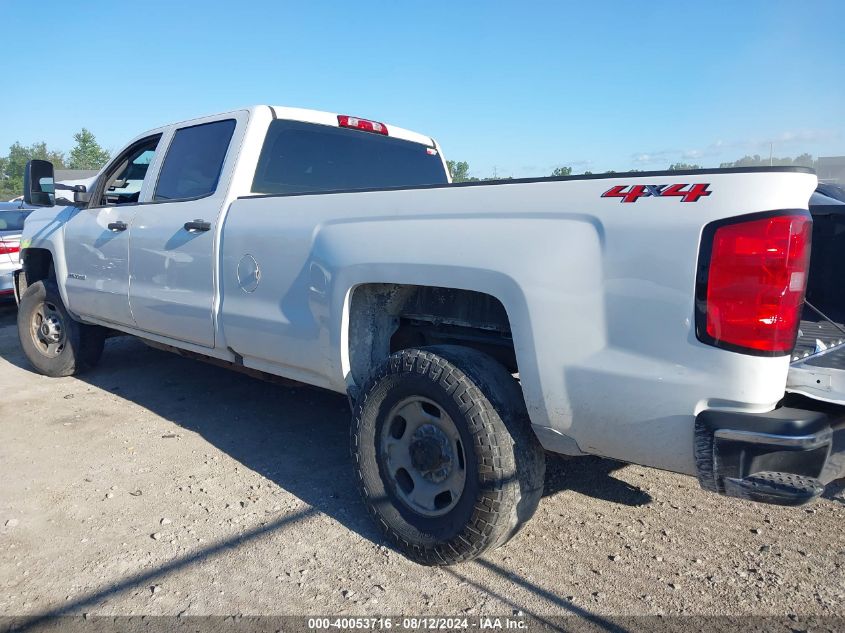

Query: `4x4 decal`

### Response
(602, 183, 712, 203)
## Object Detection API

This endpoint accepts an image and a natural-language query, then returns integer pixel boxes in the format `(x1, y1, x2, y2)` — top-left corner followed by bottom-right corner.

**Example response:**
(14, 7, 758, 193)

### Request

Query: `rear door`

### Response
(127, 114, 243, 347)
(63, 135, 162, 326)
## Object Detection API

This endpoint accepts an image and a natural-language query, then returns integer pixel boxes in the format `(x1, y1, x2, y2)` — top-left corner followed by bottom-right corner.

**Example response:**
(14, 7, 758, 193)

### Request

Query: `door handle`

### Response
(184, 219, 211, 232)
(107, 221, 127, 232)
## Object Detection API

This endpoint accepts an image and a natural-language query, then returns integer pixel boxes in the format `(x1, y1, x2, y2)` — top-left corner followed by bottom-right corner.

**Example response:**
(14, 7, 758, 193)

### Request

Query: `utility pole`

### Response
(770, 143, 773, 166)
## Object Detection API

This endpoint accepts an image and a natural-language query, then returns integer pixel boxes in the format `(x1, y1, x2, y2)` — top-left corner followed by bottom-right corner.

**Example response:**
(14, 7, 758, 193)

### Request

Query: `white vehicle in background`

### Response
(0, 201, 34, 299)
(12, 105, 845, 565)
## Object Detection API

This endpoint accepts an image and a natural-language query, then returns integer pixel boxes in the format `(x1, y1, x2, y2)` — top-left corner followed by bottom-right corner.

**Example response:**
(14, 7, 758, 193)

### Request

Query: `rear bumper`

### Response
(695, 402, 845, 504)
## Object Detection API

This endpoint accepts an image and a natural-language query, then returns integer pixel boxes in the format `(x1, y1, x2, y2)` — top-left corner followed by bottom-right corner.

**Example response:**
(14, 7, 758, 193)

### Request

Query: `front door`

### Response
(128, 117, 239, 347)
(63, 135, 162, 326)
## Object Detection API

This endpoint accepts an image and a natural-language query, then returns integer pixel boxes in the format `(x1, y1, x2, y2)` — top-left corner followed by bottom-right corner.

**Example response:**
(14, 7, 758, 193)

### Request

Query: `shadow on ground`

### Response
(1, 307, 648, 631)
(0, 302, 17, 321)
(544, 455, 651, 506)
(4, 299, 844, 629)
(824, 478, 845, 503)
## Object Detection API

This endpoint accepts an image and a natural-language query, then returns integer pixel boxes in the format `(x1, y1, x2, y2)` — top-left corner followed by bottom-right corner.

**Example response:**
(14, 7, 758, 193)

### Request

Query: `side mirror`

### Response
(24, 160, 55, 207)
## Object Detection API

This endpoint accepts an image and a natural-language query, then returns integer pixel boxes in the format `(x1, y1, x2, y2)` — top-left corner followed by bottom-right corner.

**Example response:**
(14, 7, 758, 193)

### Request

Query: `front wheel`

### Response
(351, 346, 545, 565)
(17, 279, 105, 377)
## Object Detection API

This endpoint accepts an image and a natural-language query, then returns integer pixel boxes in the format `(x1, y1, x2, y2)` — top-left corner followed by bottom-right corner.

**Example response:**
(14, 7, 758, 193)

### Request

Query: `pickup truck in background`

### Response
(14, 105, 845, 565)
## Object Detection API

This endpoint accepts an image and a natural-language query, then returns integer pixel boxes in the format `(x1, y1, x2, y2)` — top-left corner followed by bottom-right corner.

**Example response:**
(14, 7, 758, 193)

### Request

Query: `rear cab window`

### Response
(251, 120, 448, 195)
(154, 119, 236, 201)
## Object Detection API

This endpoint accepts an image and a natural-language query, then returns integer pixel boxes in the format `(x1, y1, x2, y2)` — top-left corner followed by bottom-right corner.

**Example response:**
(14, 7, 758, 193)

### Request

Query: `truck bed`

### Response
(794, 317, 845, 359)
(788, 315, 845, 405)
(803, 345, 845, 370)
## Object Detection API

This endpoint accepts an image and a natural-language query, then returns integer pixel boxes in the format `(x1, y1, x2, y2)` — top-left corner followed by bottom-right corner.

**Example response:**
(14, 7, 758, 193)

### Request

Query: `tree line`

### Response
(0, 130, 110, 200)
(0, 134, 823, 200)
(447, 154, 822, 183)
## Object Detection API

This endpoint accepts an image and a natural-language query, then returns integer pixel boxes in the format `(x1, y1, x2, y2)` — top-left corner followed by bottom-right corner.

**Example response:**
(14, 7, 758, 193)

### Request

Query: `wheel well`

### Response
(21, 248, 55, 286)
(347, 283, 516, 387)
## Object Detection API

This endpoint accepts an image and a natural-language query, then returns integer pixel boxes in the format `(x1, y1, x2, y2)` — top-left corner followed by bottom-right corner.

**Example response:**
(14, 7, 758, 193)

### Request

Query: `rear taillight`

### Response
(0, 239, 19, 256)
(696, 211, 812, 356)
(337, 115, 388, 135)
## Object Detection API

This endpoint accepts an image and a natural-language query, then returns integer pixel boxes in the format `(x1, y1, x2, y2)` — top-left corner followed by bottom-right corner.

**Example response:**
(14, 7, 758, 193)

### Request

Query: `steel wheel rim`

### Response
(30, 300, 66, 358)
(380, 396, 467, 517)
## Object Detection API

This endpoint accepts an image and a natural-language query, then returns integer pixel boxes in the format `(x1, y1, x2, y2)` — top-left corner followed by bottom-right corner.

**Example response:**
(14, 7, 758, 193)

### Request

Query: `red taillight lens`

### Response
(697, 212, 812, 355)
(337, 115, 388, 135)
(0, 239, 19, 256)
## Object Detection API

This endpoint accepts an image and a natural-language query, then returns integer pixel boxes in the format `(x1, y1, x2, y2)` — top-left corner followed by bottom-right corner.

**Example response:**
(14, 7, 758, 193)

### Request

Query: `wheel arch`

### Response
(18, 205, 75, 308)
(339, 279, 543, 423)
(18, 246, 76, 309)
(21, 247, 56, 284)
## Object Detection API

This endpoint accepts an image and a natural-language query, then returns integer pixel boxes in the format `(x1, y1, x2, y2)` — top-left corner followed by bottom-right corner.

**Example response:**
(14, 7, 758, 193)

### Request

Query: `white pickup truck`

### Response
(15, 106, 845, 565)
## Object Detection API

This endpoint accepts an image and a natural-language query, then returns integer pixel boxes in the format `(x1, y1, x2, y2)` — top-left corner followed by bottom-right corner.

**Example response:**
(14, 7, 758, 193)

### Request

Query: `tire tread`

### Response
(351, 345, 545, 565)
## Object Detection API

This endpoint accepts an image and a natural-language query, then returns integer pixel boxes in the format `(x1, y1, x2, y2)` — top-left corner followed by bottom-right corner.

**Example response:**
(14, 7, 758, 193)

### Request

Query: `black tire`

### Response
(17, 279, 105, 377)
(351, 345, 545, 565)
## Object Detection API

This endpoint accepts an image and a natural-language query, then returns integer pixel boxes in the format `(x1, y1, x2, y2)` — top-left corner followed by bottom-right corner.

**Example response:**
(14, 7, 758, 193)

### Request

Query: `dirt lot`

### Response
(1, 301, 843, 624)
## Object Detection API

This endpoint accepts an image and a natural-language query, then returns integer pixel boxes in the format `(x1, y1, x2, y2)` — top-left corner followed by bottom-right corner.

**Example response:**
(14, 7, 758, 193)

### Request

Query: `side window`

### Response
(96, 135, 161, 206)
(153, 119, 236, 201)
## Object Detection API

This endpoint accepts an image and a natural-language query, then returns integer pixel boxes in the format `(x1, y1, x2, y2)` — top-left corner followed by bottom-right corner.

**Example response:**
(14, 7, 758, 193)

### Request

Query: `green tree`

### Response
(446, 160, 479, 183)
(668, 162, 702, 170)
(0, 141, 65, 200)
(551, 166, 572, 177)
(719, 153, 817, 169)
(0, 156, 8, 196)
(720, 154, 763, 168)
(68, 128, 110, 170)
(792, 153, 816, 168)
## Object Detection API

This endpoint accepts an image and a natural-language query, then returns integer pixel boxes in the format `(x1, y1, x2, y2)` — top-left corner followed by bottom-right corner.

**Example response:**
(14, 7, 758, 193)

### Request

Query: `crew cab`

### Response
(14, 105, 845, 565)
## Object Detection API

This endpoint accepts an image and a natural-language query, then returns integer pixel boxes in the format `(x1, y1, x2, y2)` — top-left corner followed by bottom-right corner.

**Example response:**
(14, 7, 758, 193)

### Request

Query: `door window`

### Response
(153, 119, 236, 201)
(95, 135, 162, 206)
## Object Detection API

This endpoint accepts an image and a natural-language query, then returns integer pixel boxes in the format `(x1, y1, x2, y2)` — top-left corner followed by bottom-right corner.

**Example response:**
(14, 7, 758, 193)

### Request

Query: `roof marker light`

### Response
(338, 115, 388, 135)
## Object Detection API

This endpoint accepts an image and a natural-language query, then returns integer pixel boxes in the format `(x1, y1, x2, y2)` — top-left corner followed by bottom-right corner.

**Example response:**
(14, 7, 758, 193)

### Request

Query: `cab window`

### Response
(96, 135, 162, 206)
(252, 120, 448, 195)
(153, 119, 236, 201)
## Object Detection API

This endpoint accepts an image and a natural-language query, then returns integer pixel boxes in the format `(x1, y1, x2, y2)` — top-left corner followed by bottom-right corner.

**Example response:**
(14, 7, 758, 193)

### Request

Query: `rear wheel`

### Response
(351, 345, 545, 565)
(17, 280, 105, 377)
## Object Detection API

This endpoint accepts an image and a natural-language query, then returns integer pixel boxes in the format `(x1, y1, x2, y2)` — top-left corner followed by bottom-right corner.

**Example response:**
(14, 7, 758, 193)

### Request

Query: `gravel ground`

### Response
(0, 302, 843, 624)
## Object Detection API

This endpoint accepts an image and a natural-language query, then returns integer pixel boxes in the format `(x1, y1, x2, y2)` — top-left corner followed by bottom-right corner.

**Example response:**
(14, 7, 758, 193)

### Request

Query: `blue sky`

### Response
(1, 0, 843, 177)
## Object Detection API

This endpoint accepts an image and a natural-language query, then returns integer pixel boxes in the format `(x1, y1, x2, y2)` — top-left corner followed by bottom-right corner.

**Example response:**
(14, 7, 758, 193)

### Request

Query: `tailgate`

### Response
(786, 200, 845, 404)
(788, 344, 845, 405)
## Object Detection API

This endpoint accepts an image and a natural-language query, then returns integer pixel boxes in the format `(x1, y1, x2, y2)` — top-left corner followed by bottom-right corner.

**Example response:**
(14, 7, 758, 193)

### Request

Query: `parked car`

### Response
(13, 105, 845, 565)
(0, 202, 33, 300)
